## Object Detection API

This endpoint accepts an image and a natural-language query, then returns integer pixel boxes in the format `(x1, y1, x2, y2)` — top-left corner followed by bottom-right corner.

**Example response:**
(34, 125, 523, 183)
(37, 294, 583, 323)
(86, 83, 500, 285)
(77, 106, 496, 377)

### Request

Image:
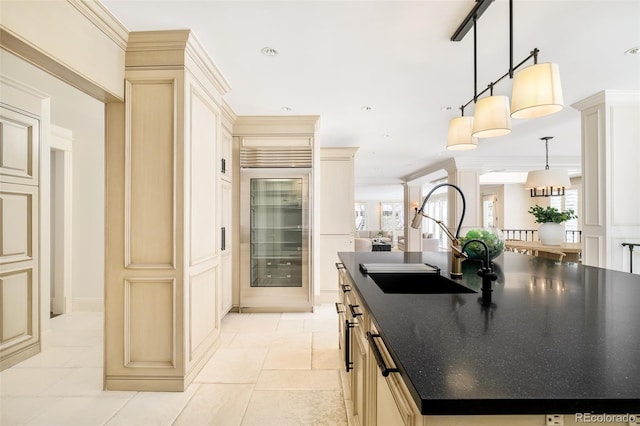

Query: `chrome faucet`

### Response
(411, 183, 466, 279)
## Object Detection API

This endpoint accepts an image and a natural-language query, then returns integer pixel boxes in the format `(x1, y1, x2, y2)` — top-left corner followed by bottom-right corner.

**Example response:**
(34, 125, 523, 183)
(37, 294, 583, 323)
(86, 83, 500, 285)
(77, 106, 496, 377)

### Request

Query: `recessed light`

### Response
(441, 106, 453, 112)
(624, 46, 640, 56)
(383, 134, 390, 138)
(361, 106, 372, 111)
(261, 47, 279, 57)
(281, 106, 292, 112)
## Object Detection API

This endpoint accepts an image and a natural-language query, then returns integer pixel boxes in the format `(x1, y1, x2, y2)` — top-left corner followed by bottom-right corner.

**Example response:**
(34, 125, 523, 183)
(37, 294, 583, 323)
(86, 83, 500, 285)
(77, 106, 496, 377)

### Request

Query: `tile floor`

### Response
(1, 305, 349, 426)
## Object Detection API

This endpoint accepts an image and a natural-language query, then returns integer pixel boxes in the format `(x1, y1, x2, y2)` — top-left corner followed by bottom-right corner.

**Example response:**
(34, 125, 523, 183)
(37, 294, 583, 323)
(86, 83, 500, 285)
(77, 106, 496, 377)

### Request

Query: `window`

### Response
(422, 182, 448, 249)
(380, 203, 404, 232)
(550, 189, 580, 242)
(355, 203, 366, 231)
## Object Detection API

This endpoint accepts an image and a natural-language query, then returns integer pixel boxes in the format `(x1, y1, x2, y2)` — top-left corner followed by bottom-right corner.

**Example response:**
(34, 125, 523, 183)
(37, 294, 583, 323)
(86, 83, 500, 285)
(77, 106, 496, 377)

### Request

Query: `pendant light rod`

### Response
(474, 15, 478, 103)
(459, 48, 539, 111)
(509, 0, 514, 78)
(541, 136, 553, 170)
(451, 0, 494, 42)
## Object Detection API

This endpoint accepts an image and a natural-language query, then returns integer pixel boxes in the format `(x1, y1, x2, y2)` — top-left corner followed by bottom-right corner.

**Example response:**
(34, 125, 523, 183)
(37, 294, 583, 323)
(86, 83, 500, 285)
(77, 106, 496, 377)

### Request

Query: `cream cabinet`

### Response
(337, 262, 422, 426)
(0, 105, 41, 370)
(105, 30, 233, 391)
(220, 180, 233, 315)
(319, 148, 358, 303)
(338, 264, 369, 426)
(220, 124, 233, 182)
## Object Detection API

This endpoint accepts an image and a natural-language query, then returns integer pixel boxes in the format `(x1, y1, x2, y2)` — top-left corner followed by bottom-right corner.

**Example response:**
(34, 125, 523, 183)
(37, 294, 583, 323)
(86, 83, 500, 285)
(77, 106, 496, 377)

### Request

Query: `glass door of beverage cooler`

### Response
(250, 178, 303, 288)
(240, 169, 311, 311)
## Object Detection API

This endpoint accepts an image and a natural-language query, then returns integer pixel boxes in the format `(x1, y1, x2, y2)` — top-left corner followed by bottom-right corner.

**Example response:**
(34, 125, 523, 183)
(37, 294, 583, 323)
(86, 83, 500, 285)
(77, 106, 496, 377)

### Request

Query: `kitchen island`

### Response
(337, 250, 640, 423)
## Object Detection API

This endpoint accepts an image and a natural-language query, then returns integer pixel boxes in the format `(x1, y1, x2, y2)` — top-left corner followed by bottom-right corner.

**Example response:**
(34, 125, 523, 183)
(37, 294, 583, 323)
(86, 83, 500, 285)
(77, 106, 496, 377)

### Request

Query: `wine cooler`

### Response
(240, 168, 312, 311)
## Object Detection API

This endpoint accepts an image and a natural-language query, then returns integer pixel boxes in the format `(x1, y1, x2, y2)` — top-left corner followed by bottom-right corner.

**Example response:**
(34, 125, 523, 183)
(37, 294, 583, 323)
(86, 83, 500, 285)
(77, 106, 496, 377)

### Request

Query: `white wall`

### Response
(501, 184, 543, 230)
(1, 51, 105, 311)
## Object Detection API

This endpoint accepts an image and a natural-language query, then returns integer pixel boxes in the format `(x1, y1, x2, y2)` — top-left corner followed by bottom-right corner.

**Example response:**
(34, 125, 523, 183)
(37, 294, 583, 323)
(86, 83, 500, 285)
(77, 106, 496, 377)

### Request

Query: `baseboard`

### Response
(72, 297, 104, 312)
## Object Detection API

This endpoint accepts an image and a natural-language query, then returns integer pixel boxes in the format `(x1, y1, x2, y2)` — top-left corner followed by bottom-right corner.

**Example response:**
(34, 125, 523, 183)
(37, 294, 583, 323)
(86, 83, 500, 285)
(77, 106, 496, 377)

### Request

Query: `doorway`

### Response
(50, 126, 73, 317)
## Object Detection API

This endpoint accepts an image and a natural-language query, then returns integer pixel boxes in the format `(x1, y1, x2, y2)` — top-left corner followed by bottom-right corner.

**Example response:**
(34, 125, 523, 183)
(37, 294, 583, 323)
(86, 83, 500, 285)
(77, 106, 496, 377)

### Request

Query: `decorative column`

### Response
(572, 90, 640, 272)
(403, 184, 423, 251)
(105, 30, 232, 390)
(447, 167, 482, 230)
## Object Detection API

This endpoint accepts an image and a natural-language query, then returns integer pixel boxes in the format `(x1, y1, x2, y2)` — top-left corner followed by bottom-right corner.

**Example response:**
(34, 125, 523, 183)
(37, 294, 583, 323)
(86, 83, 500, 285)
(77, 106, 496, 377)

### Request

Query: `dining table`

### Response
(504, 240, 582, 262)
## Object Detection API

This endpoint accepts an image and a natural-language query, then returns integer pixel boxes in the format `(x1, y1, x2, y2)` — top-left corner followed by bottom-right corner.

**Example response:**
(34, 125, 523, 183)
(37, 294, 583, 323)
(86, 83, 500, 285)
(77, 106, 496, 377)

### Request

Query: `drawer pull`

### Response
(335, 302, 345, 314)
(335, 262, 345, 270)
(341, 284, 351, 293)
(349, 304, 363, 317)
(367, 332, 400, 377)
(345, 320, 356, 372)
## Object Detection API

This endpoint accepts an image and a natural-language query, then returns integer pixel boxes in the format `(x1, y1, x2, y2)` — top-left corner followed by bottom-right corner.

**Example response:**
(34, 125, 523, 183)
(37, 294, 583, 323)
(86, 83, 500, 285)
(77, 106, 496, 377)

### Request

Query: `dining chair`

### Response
(534, 249, 566, 262)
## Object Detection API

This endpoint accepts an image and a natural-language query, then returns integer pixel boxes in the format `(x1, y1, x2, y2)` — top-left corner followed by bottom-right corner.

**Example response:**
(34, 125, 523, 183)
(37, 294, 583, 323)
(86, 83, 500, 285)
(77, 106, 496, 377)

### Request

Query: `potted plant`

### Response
(528, 205, 577, 245)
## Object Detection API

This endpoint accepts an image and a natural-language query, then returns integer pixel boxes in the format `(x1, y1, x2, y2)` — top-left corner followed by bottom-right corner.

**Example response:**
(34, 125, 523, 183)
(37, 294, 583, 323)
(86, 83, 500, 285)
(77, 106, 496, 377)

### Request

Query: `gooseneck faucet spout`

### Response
(461, 238, 498, 306)
(411, 183, 466, 278)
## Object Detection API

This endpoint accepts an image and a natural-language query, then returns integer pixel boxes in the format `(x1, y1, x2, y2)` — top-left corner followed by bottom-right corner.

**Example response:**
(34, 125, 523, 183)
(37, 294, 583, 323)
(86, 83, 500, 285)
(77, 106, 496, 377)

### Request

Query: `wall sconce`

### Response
(525, 136, 570, 197)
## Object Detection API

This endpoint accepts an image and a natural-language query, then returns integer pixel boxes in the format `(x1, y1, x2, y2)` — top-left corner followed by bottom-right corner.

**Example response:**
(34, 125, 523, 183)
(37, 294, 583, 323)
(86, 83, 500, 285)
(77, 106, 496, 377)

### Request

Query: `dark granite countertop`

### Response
(338, 250, 640, 415)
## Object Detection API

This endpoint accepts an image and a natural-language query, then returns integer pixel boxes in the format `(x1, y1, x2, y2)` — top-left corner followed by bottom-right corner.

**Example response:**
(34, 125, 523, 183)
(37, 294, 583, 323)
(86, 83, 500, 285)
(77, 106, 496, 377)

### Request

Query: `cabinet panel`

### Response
(320, 158, 354, 234)
(0, 106, 39, 186)
(220, 126, 232, 181)
(320, 235, 353, 299)
(189, 86, 219, 265)
(124, 278, 175, 367)
(125, 78, 176, 269)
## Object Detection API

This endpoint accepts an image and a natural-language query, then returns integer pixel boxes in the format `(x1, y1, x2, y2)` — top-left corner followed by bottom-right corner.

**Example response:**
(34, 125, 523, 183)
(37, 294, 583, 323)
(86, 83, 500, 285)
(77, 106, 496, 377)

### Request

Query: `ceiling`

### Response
(101, 0, 640, 200)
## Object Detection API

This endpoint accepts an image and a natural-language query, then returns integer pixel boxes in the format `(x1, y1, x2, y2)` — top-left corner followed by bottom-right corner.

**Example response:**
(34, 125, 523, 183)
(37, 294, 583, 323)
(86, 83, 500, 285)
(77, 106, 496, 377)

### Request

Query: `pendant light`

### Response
(447, 107, 478, 150)
(525, 136, 570, 197)
(449, 0, 563, 143)
(511, 61, 564, 119)
(472, 83, 512, 138)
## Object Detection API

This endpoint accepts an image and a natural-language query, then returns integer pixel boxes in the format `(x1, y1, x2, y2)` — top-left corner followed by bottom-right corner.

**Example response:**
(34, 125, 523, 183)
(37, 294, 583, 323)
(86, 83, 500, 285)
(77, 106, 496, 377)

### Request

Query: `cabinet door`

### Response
(376, 371, 406, 426)
(351, 323, 368, 426)
(369, 326, 423, 426)
(220, 126, 232, 181)
(220, 180, 232, 314)
(320, 235, 353, 300)
(1, 106, 41, 371)
(320, 157, 354, 234)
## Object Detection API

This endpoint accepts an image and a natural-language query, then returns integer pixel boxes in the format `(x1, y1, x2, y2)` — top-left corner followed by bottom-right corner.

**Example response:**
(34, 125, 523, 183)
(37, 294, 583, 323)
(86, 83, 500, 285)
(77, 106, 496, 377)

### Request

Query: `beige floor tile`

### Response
(228, 332, 277, 349)
(241, 389, 348, 426)
(0, 367, 71, 396)
(105, 386, 198, 425)
(270, 332, 312, 349)
(313, 331, 339, 349)
(255, 369, 341, 390)
(276, 318, 305, 333)
(263, 348, 311, 370)
(221, 313, 281, 333)
(0, 396, 62, 425)
(24, 396, 132, 426)
(312, 348, 343, 370)
(303, 317, 338, 333)
(195, 348, 268, 383)
(173, 383, 254, 426)
(42, 367, 103, 396)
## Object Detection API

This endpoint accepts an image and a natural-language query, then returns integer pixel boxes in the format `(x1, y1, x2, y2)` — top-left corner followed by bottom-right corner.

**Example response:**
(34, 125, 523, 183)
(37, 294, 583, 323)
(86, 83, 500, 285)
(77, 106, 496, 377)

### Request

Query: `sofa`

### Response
(397, 233, 440, 252)
(355, 230, 392, 244)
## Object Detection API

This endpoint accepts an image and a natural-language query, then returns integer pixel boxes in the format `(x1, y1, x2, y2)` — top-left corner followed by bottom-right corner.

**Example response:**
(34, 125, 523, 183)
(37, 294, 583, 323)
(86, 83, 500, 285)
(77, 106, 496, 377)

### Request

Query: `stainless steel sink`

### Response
(368, 273, 476, 294)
